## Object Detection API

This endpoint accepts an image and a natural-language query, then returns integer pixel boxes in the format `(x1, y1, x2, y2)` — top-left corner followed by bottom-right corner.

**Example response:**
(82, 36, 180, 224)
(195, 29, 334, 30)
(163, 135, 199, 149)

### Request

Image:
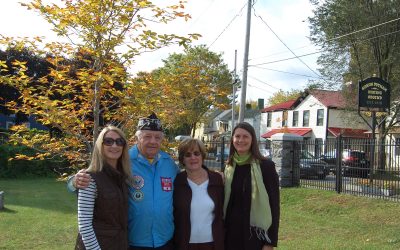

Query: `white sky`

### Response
(0, 0, 321, 104)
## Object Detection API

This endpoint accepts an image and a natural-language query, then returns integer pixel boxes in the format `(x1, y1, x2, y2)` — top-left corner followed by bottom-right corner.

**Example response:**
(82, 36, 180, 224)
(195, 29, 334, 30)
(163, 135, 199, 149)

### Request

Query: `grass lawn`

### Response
(1, 178, 400, 249)
(0, 178, 76, 250)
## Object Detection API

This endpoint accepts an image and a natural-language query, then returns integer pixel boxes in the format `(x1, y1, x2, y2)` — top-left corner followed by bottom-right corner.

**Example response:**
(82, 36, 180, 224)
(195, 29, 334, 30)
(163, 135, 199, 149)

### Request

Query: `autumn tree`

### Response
(0, 48, 51, 124)
(125, 45, 233, 137)
(120, 46, 232, 136)
(267, 89, 302, 106)
(0, 0, 199, 168)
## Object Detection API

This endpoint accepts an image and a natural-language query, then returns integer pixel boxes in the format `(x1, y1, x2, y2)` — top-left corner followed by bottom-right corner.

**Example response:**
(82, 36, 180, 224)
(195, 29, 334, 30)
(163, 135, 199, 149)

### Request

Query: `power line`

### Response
(253, 7, 323, 80)
(325, 17, 400, 43)
(247, 83, 274, 94)
(249, 51, 320, 67)
(249, 15, 400, 64)
(183, 0, 217, 32)
(251, 66, 323, 79)
(207, 1, 247, 49)
(248, 75, 280, 90)
(248, 29, 400, 67)
(250, 43, 313, 62)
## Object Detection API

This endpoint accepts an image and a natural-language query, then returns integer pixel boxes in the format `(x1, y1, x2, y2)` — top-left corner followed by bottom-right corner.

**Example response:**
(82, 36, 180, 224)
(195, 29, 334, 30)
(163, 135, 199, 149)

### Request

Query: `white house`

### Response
(260, 90, 371, 141)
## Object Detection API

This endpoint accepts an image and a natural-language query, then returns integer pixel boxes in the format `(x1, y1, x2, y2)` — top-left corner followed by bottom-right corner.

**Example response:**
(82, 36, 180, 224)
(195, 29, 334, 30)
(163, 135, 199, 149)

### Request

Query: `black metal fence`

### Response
(202, 136, 400, 202)
(300, 137, 400, 201)
(202, 137, 270, 172)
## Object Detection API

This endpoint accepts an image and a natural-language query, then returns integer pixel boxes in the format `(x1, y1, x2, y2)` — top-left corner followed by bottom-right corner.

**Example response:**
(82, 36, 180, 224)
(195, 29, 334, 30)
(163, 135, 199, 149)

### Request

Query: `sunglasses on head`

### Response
(103, 137, 126, 147)
(184, 151, 201, 158)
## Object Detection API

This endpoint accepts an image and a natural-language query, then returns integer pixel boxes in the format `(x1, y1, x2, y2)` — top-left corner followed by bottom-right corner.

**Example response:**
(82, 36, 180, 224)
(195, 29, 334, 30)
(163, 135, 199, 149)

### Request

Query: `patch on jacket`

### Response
(160, 177, 172, 192)
(132, 175, 145, 190)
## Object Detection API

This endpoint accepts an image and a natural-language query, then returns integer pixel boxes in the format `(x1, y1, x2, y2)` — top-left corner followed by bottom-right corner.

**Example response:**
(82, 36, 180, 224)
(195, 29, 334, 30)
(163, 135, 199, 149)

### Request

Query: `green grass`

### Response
(0, 179, 400, 249)
(280, 188, 400, 249)
(0, 178, 76, 250)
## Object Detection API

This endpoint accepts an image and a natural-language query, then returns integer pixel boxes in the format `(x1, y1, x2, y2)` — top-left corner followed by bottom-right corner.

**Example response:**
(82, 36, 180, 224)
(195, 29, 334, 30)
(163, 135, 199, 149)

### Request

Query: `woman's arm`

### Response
(78, 179, 100, 250)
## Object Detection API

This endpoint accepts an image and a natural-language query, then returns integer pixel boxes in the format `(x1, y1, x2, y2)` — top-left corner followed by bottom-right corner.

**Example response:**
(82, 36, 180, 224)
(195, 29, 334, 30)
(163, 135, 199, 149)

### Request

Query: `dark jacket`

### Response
(75, 165, 129, 250)
(225, 159, 280, 250)
(173, 166, 225, 250)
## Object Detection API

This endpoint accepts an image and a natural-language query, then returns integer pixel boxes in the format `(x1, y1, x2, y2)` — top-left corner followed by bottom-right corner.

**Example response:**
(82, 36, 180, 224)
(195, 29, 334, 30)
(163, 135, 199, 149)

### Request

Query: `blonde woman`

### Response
(75, 125, 132, 250)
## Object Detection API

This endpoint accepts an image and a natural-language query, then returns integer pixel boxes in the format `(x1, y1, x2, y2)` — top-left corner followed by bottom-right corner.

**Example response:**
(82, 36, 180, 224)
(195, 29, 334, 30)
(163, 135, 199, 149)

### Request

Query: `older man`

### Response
(69, 113, 179, 250)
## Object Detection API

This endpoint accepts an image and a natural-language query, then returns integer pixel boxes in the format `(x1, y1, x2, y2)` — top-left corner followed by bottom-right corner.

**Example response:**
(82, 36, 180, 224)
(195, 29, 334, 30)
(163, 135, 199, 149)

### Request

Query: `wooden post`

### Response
(0, 191, 4, 210)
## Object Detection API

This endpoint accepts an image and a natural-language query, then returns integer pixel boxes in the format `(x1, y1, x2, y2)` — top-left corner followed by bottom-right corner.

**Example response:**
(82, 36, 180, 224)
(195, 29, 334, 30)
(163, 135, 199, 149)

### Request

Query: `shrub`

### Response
(0, 144, 73, 178)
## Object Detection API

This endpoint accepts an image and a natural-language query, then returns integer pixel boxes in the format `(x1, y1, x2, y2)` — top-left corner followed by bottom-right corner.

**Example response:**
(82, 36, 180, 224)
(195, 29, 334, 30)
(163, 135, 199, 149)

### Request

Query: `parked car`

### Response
(300, 151, 329, 179)
(175, 135, 191, 141)
(320, 149, 370, 178)
(260, 148, 271, 158)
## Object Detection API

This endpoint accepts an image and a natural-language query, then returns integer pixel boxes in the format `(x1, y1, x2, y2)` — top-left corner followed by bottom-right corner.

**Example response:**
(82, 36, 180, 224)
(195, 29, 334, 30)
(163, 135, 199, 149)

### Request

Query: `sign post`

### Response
(358, 77, 390, 174)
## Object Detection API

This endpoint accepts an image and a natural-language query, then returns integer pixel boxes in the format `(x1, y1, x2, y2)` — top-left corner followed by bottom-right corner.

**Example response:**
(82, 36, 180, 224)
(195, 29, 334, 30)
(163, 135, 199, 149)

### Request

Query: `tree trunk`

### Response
(93, 79, 100, 143)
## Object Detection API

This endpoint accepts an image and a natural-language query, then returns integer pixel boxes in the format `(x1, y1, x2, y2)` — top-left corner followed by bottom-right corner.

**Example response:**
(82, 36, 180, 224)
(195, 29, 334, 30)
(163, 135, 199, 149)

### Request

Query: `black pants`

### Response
(188, 242, 214, 250)
(129, 241, 173, 250)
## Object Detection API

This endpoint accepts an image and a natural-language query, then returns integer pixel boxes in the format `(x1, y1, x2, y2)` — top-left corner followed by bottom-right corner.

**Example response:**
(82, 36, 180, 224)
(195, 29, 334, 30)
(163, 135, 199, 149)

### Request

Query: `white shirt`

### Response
(187, 179, 215, 243)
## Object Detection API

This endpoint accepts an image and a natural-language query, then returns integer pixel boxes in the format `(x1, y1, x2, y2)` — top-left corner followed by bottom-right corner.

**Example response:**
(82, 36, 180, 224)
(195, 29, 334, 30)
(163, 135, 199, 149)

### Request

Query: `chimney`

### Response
(258, 98, 264, 110)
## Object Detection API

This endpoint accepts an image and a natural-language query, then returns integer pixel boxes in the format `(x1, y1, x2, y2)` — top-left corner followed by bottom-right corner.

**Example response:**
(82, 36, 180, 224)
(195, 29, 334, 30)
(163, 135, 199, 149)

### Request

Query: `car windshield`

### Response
(301, 151, 315, 159)
(348, 151, 366, 158)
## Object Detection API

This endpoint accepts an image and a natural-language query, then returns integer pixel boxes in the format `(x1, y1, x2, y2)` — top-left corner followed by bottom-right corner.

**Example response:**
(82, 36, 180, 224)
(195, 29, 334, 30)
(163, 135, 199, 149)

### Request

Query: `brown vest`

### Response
(75, 165, 129, 250)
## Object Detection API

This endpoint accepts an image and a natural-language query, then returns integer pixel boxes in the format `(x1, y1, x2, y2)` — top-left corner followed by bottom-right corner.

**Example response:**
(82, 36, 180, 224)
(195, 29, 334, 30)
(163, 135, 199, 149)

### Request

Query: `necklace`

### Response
(187, 169, 208, 185)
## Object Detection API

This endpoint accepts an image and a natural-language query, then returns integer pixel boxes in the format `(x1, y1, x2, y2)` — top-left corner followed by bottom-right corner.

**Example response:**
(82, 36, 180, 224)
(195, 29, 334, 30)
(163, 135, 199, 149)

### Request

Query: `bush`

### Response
(0, 144, 72, 178)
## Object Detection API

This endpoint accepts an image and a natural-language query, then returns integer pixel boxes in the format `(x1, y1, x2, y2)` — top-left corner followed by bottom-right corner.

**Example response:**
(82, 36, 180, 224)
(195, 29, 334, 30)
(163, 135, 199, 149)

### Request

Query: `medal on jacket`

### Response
(131, 190, 144, 202)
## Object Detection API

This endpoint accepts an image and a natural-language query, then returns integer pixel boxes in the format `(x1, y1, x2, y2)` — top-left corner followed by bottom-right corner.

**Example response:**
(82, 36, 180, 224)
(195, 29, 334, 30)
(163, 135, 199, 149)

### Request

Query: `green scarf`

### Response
(223, 152, 272, 243)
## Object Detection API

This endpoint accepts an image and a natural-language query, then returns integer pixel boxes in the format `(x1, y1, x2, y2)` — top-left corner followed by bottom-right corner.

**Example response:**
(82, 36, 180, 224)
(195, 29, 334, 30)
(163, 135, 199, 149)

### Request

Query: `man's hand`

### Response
(73, 169, 91, 189)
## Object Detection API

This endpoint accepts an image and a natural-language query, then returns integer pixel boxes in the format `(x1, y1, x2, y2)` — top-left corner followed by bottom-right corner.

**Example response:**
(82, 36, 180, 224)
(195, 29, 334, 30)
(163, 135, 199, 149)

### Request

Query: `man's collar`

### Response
(137, 151, 160, 165)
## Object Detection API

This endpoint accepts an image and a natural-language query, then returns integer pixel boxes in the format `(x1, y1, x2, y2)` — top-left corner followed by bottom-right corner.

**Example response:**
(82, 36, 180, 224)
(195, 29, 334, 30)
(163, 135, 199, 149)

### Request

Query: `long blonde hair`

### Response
(87, 125, 132, 179)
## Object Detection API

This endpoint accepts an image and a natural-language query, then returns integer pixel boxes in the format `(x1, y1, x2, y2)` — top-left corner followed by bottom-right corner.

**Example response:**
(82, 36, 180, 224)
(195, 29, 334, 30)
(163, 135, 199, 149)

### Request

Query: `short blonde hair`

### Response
(87, 125, 132, 179)
(178, 138, 206, 166)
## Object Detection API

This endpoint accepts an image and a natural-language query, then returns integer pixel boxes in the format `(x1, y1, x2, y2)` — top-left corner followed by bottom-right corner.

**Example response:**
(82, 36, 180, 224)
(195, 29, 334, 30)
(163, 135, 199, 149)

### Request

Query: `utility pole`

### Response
(231, 50, 237, 132)
(238, 0, 252, 122)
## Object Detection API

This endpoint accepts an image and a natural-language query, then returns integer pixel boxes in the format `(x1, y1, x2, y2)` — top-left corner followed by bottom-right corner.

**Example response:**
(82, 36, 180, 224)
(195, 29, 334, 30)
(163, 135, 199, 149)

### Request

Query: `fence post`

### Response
(335, 135, 343, 193)
(221, 136, 225, 172)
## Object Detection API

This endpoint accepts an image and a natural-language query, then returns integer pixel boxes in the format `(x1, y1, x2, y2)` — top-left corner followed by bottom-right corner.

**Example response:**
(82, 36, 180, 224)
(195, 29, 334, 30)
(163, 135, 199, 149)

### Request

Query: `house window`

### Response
(223, 123, 228, 132)
(267, 112, 272, 127)
(292, 111, 298, 127)
(302, 110, 310, 127)
(282, 111, 288, 127)
(317, 109, 324, 126)
(396, 138, 400, 156)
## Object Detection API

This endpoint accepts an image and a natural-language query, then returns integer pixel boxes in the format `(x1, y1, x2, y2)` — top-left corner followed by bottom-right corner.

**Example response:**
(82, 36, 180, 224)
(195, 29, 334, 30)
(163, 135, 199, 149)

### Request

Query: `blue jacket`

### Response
(128, 145, 179, 248)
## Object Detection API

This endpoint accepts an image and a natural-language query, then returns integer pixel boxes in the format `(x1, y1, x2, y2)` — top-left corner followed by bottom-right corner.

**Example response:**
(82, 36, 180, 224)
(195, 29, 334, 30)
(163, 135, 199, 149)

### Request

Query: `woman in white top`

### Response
(173, 138, 224, 250)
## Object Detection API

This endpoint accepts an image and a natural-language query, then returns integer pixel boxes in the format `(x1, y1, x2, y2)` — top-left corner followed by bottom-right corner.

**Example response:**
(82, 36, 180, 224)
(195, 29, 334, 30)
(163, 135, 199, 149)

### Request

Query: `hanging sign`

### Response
(358, 77, 390, 112)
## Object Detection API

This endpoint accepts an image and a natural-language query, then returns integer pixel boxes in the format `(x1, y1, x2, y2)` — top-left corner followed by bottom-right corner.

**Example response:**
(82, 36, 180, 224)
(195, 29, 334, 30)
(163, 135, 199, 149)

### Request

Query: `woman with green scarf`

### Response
(224, 122, 280, 250)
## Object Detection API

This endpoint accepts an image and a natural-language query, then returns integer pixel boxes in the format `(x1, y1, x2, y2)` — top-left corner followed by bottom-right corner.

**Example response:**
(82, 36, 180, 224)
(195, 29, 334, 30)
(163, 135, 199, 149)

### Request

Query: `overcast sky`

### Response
(0, 0, 321, 104)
